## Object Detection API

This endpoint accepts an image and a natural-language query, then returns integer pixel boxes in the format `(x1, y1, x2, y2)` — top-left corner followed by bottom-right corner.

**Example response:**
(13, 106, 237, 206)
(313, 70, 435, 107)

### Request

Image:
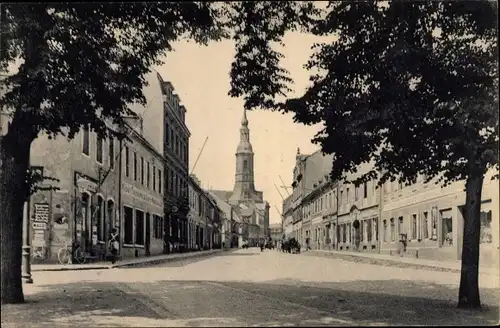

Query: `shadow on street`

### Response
(2, 277, 498, 327)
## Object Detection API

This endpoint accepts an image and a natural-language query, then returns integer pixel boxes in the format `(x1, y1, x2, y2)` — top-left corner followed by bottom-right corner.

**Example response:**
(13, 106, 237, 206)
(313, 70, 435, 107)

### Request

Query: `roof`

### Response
(207, 190, 241, 223)
(209, 190, 233, 202)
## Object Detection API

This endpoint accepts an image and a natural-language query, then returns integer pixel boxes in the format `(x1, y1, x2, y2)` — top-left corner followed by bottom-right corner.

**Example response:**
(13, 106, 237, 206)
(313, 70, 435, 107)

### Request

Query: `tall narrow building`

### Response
(210, 109, 270, 245)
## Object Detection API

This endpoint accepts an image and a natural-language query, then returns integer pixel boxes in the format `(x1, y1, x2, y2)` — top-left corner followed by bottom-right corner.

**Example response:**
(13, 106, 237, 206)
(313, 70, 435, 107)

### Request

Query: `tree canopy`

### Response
(233, 1, 498, 187)
(0, 1, 315, 147)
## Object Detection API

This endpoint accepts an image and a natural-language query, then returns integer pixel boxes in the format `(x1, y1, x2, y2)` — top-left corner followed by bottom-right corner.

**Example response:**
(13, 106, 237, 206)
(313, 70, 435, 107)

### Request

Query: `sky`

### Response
(154, 32, 326, 224)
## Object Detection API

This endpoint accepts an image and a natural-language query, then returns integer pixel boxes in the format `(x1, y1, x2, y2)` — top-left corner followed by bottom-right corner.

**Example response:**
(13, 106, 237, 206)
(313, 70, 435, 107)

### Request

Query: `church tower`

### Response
(229, 109, 259, 203)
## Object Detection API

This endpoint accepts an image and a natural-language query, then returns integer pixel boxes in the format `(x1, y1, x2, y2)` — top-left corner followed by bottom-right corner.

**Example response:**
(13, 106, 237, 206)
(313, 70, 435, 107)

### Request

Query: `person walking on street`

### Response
(108, 228, 119, 264)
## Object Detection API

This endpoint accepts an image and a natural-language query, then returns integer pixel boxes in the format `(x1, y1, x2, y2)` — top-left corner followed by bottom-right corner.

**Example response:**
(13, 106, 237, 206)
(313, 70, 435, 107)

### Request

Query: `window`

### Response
(153, 215, 164, 239)
(367, 219, 372, 242)
(135, 209, 144, 246)
(398, 216, 404, 236)
(364, 182, 368, 198)
(411, 214, 417, 240)
(107, 200, 115, 232)
(124, 146, 130, 177)
(140, 157, 144, 185)
(383, 220, 387, 242)
(354, 186, 359, 201)
(243, 160, 248, 170)
(373, 217, 378, 241)
(95, 195, 104, 241)
(390, 218, 395, 241)
(166, 169, 170, 192)
(82, 127, 90, 155)
(158, 170, 162, 194)
(480, 210, 492, 244)
(147, 162, 150, 188)
(124, 206, 134, 244)
(169, 169, 174, 192)
(165, 119, 169, 145)
(346, 188, 350, 203)
(96, 136, 103, 164)
(169, 128, 173, 149)
(152, 166, 156, 192)
(133, 152, 138, 181)
(109, 137, 115, 169)
(423, 211, 429, 239)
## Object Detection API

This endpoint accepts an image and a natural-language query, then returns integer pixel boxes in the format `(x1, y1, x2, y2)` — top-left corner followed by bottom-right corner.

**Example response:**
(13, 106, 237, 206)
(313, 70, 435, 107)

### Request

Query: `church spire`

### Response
(241, 108, 248, 126)
(230, 107, 256, 204)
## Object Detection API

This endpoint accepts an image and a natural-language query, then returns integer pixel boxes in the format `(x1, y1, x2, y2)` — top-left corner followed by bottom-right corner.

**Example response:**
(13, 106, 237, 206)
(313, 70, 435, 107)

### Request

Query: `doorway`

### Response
(145, 213, 151, 256)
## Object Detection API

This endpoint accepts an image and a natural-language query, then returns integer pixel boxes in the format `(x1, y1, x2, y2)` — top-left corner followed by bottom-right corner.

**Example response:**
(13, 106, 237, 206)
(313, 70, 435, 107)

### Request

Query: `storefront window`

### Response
(135, 210, 145, 246)
(96, 196, 104, 241)
(124, 206, 134, 245)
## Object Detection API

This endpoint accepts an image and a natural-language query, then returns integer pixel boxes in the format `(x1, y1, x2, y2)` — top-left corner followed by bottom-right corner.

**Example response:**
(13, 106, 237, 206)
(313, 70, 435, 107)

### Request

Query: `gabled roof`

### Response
(209, 190, 233, 202)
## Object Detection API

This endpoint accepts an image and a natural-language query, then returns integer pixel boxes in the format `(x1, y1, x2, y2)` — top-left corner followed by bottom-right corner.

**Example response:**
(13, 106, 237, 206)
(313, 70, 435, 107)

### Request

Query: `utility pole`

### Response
(274, 183, 285, 201)
(190, 136, 208, 175)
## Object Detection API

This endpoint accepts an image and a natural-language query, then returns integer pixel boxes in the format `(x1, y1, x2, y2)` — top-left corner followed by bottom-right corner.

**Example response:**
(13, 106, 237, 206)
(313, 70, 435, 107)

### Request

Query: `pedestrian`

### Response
(108, 228, 119, 264)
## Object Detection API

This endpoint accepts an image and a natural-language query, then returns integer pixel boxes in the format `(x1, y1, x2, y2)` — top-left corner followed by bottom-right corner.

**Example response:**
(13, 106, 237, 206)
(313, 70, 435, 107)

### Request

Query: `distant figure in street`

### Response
(108, 228, 119, 264)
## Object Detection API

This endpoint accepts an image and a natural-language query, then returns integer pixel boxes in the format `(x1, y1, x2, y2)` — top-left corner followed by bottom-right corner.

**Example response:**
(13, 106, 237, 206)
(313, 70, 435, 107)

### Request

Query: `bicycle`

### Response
(57, 241, 86, 265)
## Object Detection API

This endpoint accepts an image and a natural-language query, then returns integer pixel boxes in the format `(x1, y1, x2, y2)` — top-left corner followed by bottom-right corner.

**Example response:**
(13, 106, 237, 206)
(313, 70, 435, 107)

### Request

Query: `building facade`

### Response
(282, 195, 293, 239)
(283, 147, 499, 263)
(380, 169, 499, 265)
(269, 223, 283, 242)
(160, 79, 190, 253)
(29, 119, 166, 263)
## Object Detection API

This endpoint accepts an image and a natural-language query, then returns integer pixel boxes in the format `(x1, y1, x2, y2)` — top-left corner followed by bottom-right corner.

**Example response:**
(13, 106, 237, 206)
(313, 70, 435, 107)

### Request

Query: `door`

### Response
(145, 213, 151, 256)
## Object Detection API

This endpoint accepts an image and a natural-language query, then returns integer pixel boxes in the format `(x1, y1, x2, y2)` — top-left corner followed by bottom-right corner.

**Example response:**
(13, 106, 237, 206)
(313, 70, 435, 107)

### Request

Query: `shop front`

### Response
(120, 180, 164, 259)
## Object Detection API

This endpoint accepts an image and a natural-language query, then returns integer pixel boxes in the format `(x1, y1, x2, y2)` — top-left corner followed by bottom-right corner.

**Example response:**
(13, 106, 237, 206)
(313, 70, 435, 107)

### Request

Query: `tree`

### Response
(231, 1, 498, 308)
(0, 2, 315, 304)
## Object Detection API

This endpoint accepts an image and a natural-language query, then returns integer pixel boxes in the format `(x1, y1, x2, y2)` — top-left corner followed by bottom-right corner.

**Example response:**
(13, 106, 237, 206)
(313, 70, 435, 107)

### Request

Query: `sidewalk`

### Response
(307, 249, 500, 277)
(30, 249, 225, 272)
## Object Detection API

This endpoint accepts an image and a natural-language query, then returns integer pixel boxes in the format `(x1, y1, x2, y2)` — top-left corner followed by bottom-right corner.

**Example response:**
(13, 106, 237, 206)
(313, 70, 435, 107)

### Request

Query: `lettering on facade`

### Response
(33, 203, 50, 223)
(32, 222, 47, 230)
(75, 174, 98, 194)
(122, 182, 162, 208)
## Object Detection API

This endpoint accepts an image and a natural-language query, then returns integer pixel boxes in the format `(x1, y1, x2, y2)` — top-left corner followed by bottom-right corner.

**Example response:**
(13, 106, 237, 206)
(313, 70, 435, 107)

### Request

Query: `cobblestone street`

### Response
(2, 249, 499, 327)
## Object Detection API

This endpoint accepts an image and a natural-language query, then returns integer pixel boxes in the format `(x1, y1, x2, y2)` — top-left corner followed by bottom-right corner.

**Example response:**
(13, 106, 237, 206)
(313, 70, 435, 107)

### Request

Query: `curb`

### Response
(110, 249, 224, 268)
(32, 249, 231, 272)
(305, 250, 462, 274)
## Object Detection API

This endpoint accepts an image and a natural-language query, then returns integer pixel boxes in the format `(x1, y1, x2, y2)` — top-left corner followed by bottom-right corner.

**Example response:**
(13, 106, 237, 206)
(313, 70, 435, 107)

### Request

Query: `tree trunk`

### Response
(0, 138, 30, 304)
(457, 171, 484, 309)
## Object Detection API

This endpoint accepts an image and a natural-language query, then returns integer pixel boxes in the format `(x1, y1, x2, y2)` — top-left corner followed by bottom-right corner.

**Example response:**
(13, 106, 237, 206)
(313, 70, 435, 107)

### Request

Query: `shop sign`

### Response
(32, 222, 47, 230)
(33, 203, 50, 223)
(122, 182, 163, 208)
(32, 233, 46, 247)
(75, 172, 98, 194)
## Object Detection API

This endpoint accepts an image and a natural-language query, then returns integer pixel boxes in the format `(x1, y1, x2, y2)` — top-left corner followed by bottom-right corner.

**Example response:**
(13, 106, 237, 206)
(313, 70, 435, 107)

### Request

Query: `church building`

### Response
(210, 109, 270, 246)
